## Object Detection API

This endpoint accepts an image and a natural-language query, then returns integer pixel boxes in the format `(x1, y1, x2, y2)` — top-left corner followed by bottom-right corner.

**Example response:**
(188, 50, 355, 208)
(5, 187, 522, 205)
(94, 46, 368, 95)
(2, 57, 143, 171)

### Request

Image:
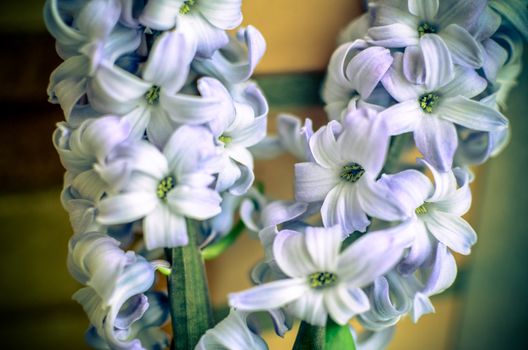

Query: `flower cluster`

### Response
(46, 0, 527, 349)
(226, 0, 526, 348)
(46, 0, 268, 348)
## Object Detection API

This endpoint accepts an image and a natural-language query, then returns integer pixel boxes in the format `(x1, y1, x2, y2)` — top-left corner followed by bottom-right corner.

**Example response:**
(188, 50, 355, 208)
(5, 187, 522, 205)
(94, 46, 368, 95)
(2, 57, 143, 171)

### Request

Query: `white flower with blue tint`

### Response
(380, 53, 508, 171)
(96, 125, 222, 249)
(380, 159, 475, 272)
(196, 309, 268, 350)
(295, 108, 403, 234)
(229, 224, 412, 326)
(322, 40, 393, 121)
(87, 29, 222, 147)
(200, 79, 268, 195)
(140, 0, 243, 57)
(367, 0, 498, 86)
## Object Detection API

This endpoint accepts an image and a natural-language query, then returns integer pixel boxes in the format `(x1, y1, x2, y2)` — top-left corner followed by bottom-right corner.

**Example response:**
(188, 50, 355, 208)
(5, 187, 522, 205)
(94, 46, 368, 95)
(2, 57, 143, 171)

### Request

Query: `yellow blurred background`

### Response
(0, 1, 527, 349)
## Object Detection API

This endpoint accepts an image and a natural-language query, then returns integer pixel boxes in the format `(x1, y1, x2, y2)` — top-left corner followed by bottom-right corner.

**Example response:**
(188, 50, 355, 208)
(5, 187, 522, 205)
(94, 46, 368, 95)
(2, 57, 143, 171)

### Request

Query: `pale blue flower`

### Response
(380, 159, 475, 272)
(353, 326, 395, 350)
(200, 80, 268, 195)
(229, 224, 413, 326)
(380, 53, 508, 171)
(87, 29, 219, 147)
(140, 0, 243, 57)
(53, 116, 132, 201)
(367, 0, 498, 86)
(195, 309, 268, 350)
(322, 40, 394, 121)
(295, 108, 404, 234)
(193, 25, 266, 86)
(96, 125, 222, 249)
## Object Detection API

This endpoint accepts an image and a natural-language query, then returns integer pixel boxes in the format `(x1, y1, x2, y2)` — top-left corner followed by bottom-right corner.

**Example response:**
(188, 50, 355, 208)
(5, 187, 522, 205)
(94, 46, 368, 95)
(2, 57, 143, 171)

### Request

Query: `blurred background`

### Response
(0, 1, 527, 349)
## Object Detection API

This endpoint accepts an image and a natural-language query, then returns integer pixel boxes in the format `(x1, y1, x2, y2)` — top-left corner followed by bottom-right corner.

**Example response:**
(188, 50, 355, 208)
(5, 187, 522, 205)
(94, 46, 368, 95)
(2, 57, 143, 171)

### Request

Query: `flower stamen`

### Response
(308, 272, 338, 289)
(157, 175, 176, 200)
(219, 135, 232, 144)
(417, 22, 437, 38)
(340, 163, 365, 183)
(180, 0, 197, 15)
(419, 93, 440, 113)
(145, 85, 161, 105)
(415, 204, 428, 215)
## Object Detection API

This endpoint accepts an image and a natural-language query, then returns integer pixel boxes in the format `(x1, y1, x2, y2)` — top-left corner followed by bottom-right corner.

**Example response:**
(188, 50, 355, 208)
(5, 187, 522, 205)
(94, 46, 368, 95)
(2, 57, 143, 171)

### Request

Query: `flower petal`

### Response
(378, 100, 422, 136)
(308, 121, 343, 168)
(357, 177, 405, 221)
(398, 219, 433, 274)
(439, 96, 508, 132)
(408, 0, 439, 21)
(432, 168, 471, 216)
(143, 205, 188, 249)
(414, 117, 458, 172)
(321, 183, 370, 234)
(403, 45, 426, 84)
(287, 289, 327, 327)
(97, 192, 158, 225)
(379, 169, 433, 216)
(422, 243, 457, 296)
(228, 279, 308, 311)
(381, 52, 425, 102)
(166, 186, 221, 220)
(325, 286, 370, 325)
(367, 23, 419, 47)
(437, 67, 487, 98)
(294, 163, 340, 203)
(440, 24, 483, 68)
(425, 210, 477, 254)
(420, 34, 454, 90)
(198, 0, 243, 30)
(273, 229, 318, 277)
(304, 226, 342, 272)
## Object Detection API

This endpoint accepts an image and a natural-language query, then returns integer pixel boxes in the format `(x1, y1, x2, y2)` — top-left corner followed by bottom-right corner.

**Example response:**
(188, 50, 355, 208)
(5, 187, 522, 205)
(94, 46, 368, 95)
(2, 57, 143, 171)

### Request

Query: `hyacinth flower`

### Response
(200, 79, 268, 195)
(140, 0, 243, 57)
(193, 25, 267, 86)
(366, 0, 498, 86)
(96, 125, 222, 249)
(295, 108, 403, 234)
(322, 39, 394, 121)
(87, 29, 229, 147)
(67, 232, 164, 349)
(229, 224, 412, 326)
(380, 53, 508, 171)
(380, 159, 475, 273)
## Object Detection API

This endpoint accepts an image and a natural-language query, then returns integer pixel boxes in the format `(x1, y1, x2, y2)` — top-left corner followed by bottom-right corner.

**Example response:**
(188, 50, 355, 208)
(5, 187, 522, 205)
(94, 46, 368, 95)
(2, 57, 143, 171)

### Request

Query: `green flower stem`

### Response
(168, 219, 213, 350)
(293, 321, 325, 350)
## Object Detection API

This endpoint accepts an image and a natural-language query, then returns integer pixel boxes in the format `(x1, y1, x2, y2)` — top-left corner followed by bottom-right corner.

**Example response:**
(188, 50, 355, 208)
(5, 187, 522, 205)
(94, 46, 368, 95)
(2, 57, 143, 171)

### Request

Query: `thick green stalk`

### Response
(293, 321, 325, 350)
(168, 219, 213, 349)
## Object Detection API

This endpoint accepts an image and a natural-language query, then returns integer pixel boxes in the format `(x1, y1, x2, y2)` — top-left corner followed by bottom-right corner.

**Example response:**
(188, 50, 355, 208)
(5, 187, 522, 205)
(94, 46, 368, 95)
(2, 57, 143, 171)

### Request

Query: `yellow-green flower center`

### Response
(219, 135, 232, 144)
(415, 204, 428, 215)
(308, 272, 338, 289)
(145, 85, 161, 105)
(157, 176, 176, 200)
(340, 163, 365, 183)
(180, 0, 197, 15)
(418, 22, 437, 38)
(419, 93, 440, 113)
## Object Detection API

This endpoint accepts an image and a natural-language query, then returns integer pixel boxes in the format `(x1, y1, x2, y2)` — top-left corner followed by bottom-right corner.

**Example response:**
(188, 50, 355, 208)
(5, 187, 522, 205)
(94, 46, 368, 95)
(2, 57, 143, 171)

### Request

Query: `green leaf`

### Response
(325, 320, 356, 350)
(201, 219, 246, 260)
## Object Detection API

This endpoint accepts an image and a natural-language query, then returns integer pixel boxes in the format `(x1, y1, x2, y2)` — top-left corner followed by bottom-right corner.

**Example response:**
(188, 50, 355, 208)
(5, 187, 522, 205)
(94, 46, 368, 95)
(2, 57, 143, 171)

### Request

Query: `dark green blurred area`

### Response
(0, 1, 527, 349)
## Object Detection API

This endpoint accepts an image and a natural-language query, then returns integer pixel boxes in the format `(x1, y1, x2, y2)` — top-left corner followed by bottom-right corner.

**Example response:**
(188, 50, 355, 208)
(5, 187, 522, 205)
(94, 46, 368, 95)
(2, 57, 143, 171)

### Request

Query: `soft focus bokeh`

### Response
(0, 1, 527, 349)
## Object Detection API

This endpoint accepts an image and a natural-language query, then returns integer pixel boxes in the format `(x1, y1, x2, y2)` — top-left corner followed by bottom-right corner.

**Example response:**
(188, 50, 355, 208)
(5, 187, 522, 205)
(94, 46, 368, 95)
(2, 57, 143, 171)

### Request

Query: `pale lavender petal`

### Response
(414, 117, 458, 172)
(481, 39, 508, 82)
(198, 0, 243, 30)
(324, 286, 370, 325)
(378, 100, 422, 136)
(403, 45, 426, 84)
(411, 292, 435, 323)
(146, 108, 178, 148)
(379, 169, 433, 216)
(161, 90, 222, 125)
(408, 0, 439, 21)
(143, 205, 188, 249)
(439, 96, 508, 132)
(398, 219, 433, 274)
(273, 229, 318, 277)
(367, 23, 419, 47)
(321, 183, 370, 234)
(357, 177, 405, 221)
(420, 34, 454, 90)
(139, 0, 179, 30)
(425, 210, 477, 255)
(228, 279, 308, 311)
(432, 168, 471, 216)
(166, 186, 221, 220)
(346, 46, 393, 99)
(437, 67, 487, 98)
(381, 52, 425, 102)
(97, 192, 158, 225)
(287, 289, 327, 327)
(440, 24, 483, 68)
(304, 226, 342, 272)
(178, 13, 229, 58)
(417, 158, 457, 202)
(422, 243, 457, 295)
(308, 121, 343, 168)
